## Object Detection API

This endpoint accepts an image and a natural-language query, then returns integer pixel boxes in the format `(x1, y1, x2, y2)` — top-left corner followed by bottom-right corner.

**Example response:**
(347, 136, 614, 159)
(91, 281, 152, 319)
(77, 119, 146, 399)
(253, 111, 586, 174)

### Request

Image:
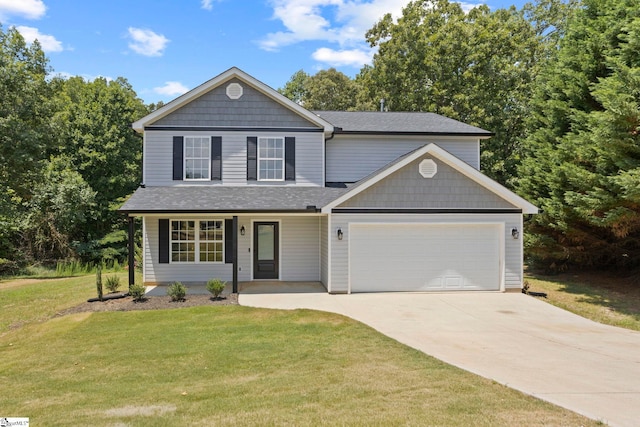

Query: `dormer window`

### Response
(184, 136, 210, 180)
(258, 137, 284, 181)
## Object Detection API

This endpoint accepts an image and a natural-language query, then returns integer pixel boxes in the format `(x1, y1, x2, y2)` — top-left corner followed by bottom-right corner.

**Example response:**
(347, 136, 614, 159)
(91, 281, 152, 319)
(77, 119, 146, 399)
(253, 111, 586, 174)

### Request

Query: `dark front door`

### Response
(254, 222, 279, 279)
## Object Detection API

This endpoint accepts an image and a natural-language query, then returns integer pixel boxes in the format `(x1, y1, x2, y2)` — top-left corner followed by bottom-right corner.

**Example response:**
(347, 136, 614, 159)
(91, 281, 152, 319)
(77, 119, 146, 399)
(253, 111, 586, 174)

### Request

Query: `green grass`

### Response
(0, 272, 135, 335)
(525, 271, 640, 331)
(0, 279, 598, 426)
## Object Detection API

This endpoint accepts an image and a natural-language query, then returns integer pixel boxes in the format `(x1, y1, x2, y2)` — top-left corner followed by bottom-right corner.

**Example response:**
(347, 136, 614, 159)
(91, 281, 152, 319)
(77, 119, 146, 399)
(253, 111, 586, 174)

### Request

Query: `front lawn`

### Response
(525, 271, 640, 331)
(0, 279, 597, 426)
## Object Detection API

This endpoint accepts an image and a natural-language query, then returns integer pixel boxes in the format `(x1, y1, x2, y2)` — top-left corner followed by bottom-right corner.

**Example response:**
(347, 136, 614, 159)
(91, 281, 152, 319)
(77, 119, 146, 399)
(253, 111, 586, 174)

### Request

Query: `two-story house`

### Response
(119, 67, 537, 294)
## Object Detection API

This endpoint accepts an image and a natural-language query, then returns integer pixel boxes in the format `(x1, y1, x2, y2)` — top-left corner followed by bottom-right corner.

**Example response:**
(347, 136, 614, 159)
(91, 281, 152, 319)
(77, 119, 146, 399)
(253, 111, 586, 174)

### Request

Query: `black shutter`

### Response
(159, 219, 170, 264)
(224, 219, 233, 264)
(247, 136, 257, 181)
(285, 136, 295, 181)
(211, 136, 222, 180)
(172, 136, 183, 181)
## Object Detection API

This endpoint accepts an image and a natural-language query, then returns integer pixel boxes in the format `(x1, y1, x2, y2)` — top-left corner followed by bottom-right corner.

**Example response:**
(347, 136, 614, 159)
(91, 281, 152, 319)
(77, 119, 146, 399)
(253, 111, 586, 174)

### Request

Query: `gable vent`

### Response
(226, 82, 243, 100)
(419, 159, 437, 178)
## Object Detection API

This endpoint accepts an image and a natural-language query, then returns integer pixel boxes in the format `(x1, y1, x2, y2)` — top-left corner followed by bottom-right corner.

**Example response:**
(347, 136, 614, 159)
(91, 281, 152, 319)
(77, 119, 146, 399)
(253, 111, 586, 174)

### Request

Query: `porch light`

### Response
(337, 228, 343, 240)
(240, 226, 245, 236)
(511, 227, 519, 239)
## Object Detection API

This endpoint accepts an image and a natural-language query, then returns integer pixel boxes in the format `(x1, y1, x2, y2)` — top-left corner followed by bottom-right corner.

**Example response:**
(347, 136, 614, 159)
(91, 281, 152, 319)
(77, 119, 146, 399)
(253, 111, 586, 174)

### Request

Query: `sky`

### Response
(1, 0, 526, 104)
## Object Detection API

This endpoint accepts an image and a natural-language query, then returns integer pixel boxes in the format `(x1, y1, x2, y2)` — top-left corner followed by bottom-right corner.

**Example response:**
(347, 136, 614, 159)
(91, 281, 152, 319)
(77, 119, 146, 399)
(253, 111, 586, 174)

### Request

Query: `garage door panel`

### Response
(350, 224, 500, 292)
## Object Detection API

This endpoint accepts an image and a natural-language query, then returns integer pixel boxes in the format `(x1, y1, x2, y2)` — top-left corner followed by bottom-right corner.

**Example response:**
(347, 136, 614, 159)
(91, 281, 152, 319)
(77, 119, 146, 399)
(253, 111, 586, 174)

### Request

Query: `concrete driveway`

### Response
(239, 290, 640, 427)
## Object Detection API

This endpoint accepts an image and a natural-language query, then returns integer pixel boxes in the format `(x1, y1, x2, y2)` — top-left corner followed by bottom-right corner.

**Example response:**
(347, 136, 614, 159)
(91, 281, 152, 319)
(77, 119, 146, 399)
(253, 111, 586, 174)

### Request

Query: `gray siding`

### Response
(143, 215, 321, 284)
(326, 135, 480, 183)
(152, 78, 319, 128)
(144, 130, 324, 186)
(320, 216, 328, 287)
(339, 157, 517, 209)
(329, 213, 523, 293)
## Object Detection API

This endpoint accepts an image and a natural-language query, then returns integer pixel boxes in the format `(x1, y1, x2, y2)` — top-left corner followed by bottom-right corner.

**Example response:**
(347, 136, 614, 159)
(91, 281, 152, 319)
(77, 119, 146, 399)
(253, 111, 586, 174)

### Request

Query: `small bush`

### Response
(167, 281, 187, 302)
(105, 275, 121, 293)
(96, 265, 103, 301)
(130, 283, 146, 302)
(206, 278, 226, 299)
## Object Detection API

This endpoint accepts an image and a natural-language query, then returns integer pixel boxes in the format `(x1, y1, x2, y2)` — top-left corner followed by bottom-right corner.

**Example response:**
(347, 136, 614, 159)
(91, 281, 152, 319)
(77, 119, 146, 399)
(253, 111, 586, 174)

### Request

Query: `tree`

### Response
(518, 0, 640, 270)
(363, 0, 545, 185)
(280, 68, 358, 111)
(52, 76, 148, 243)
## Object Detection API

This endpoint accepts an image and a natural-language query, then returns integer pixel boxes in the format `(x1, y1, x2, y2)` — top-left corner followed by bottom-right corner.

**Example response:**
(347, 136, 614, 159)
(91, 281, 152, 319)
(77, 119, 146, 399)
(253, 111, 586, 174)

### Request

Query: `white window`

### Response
(258, 137, 284, 181)
(184, 137, 210, 180)
(171, 220, 223, 263)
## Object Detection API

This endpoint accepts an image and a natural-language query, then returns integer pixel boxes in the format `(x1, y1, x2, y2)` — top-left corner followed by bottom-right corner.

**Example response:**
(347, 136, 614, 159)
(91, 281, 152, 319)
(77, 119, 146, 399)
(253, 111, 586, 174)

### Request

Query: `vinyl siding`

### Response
(326, 135, 480, 183)
(144, 130, 324, 186)
(152, 78, 319, 128)
(329, 213, 523, 293)
(338, 156, 517, 209)
(143, 214, 321, 284)
(320, 215, 328, 287)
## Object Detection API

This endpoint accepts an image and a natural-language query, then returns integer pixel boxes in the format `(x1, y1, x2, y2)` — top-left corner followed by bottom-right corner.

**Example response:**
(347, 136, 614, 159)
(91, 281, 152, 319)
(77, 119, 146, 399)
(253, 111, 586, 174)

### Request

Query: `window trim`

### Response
(257, 136, 285, 182)
(170, 219, 224, 264)
(183, 136, 211, 181)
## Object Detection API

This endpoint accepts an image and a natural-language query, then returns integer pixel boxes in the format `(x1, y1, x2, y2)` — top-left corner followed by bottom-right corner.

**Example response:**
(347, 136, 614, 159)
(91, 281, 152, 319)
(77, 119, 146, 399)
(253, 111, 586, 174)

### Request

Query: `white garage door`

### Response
(349, 223, 501, 292)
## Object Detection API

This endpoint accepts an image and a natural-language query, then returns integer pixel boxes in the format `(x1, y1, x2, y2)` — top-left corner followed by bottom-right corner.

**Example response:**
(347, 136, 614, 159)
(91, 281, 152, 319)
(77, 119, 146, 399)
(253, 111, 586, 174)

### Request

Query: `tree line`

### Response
(279, 0, 640, 273)
(1, 0, 639, 274)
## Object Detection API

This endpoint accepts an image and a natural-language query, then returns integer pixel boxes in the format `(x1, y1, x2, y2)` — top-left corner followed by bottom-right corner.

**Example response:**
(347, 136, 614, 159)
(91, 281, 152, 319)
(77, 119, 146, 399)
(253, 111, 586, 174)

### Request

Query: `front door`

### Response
(254, 222, 279, 279)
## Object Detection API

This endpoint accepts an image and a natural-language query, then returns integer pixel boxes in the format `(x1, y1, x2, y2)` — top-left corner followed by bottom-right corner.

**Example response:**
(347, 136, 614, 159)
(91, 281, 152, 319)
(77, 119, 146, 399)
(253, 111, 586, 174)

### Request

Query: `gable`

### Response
(151, 78, 319, 129)
(337, 155, 519, 210)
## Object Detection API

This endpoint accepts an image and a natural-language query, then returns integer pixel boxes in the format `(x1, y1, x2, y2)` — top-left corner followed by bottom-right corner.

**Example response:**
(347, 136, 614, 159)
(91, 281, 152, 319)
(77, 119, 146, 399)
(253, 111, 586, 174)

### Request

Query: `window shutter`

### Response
(285, 136, 295, 181)
(211, 136, 222, 181)
(224, 219, 233, 264)
(159, 219, 169, 264)
(172, 136, 183, 181)
(247, 136, 257, 181)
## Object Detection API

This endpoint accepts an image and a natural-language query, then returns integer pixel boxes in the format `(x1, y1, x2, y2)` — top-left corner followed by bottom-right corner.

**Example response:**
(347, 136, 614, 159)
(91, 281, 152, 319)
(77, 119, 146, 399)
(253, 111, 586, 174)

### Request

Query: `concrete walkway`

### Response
(239, 289, 640, 427)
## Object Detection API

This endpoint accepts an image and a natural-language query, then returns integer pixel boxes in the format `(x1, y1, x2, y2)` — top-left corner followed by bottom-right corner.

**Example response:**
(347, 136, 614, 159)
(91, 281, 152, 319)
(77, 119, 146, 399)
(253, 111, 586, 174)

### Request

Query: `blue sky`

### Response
(1, 0, 526, 104)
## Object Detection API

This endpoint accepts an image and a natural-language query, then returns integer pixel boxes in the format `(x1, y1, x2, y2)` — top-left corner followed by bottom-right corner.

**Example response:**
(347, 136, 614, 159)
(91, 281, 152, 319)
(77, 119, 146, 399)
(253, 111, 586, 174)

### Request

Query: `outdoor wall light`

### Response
(240, 225, 245, 236)
(337, 227, 343, 240)
(511, 227, 519, 239)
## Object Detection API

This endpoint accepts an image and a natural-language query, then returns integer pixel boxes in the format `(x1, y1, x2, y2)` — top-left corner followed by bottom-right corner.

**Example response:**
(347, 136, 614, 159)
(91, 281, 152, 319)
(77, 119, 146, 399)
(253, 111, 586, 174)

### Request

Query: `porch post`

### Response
(232, 215, 238, 293)
(128, 216, 135, 290)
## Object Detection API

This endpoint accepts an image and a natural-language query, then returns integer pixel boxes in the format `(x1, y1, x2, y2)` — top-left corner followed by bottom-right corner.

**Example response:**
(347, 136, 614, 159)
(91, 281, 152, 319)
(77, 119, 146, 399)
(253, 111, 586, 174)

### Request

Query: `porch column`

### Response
(128, 216, 135, 290)
(232, 215, 238, 293)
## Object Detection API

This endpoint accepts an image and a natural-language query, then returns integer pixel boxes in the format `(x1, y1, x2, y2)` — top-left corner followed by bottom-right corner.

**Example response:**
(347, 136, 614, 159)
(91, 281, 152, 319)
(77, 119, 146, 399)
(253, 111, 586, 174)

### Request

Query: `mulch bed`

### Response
(57, 293, 238, 317)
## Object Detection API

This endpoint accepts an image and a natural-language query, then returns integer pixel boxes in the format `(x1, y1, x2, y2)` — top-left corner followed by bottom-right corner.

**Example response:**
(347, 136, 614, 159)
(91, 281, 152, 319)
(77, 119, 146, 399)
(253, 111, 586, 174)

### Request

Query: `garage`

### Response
(349, 223, 502, 293)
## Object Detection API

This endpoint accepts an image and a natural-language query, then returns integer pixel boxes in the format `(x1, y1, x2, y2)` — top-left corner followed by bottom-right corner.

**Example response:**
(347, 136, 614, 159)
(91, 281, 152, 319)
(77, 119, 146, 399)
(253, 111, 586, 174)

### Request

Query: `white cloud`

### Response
(312, 47, 373, 67)
(259, 0, 414, 52)
(201, 0, 219, 10)
(154, 81, 189, 96)
(15, 26, 63, 52)
(127, 27, 169, 57)
(0, 0, 46, 20)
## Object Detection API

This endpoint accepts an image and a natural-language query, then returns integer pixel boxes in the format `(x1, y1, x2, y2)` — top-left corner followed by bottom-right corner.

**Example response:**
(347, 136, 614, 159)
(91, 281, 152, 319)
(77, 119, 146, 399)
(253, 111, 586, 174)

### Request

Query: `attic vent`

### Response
(226, 82, 243, 100)
(419, 159, 437, 178)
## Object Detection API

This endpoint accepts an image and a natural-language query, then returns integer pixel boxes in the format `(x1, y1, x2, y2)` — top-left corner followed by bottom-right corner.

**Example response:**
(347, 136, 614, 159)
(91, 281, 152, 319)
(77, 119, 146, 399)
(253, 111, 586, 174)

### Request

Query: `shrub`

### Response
(96, 265, 103, 301)
(206, 278, 226, 299)
(167, 281, 187, 302)
(130, 283, 146, 302)
(104, 275, 121, 293)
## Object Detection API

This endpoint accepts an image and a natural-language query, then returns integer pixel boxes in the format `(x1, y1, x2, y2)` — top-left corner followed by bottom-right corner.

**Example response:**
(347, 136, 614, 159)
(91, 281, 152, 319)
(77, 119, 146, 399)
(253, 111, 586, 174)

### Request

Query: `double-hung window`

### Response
(258, 137, 284, 181)
(171, 220, 223, 263)
(184, 137, 210, 180)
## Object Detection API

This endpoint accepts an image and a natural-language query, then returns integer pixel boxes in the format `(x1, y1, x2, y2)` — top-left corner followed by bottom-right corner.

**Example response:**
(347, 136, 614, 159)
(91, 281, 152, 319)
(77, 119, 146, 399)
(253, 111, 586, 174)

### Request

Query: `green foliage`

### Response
(278, 69, 309, 105)
(104, 275, 121, 293)
(167, 281, 187, 302)
(55, 259, 95, 277)
(518, 0, 640, 270)
(362, 0, 549, 185)
(206, 278, 226, 299)
(280, 68, 359, 111)
(129, 283, 146, 302)
(0, 258, 20, 276)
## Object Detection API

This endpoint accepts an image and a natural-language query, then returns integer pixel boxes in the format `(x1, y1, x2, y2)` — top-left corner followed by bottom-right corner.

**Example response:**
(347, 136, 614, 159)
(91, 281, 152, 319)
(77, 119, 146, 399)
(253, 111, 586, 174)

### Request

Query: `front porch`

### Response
(144, 281, 325, 296)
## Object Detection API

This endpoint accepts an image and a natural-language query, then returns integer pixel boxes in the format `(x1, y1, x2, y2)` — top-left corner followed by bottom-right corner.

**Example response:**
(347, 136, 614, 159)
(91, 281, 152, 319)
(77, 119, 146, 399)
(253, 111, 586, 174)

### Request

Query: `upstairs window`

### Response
(258, 137, 284, 181)
(184, 136, 210, 180)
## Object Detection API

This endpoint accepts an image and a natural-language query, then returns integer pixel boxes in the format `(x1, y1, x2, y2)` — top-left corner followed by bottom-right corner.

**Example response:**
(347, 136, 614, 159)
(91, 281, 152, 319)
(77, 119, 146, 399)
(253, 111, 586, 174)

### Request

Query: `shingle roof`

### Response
(119, 186, 348, 213)
(313, 111, 492, 135)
